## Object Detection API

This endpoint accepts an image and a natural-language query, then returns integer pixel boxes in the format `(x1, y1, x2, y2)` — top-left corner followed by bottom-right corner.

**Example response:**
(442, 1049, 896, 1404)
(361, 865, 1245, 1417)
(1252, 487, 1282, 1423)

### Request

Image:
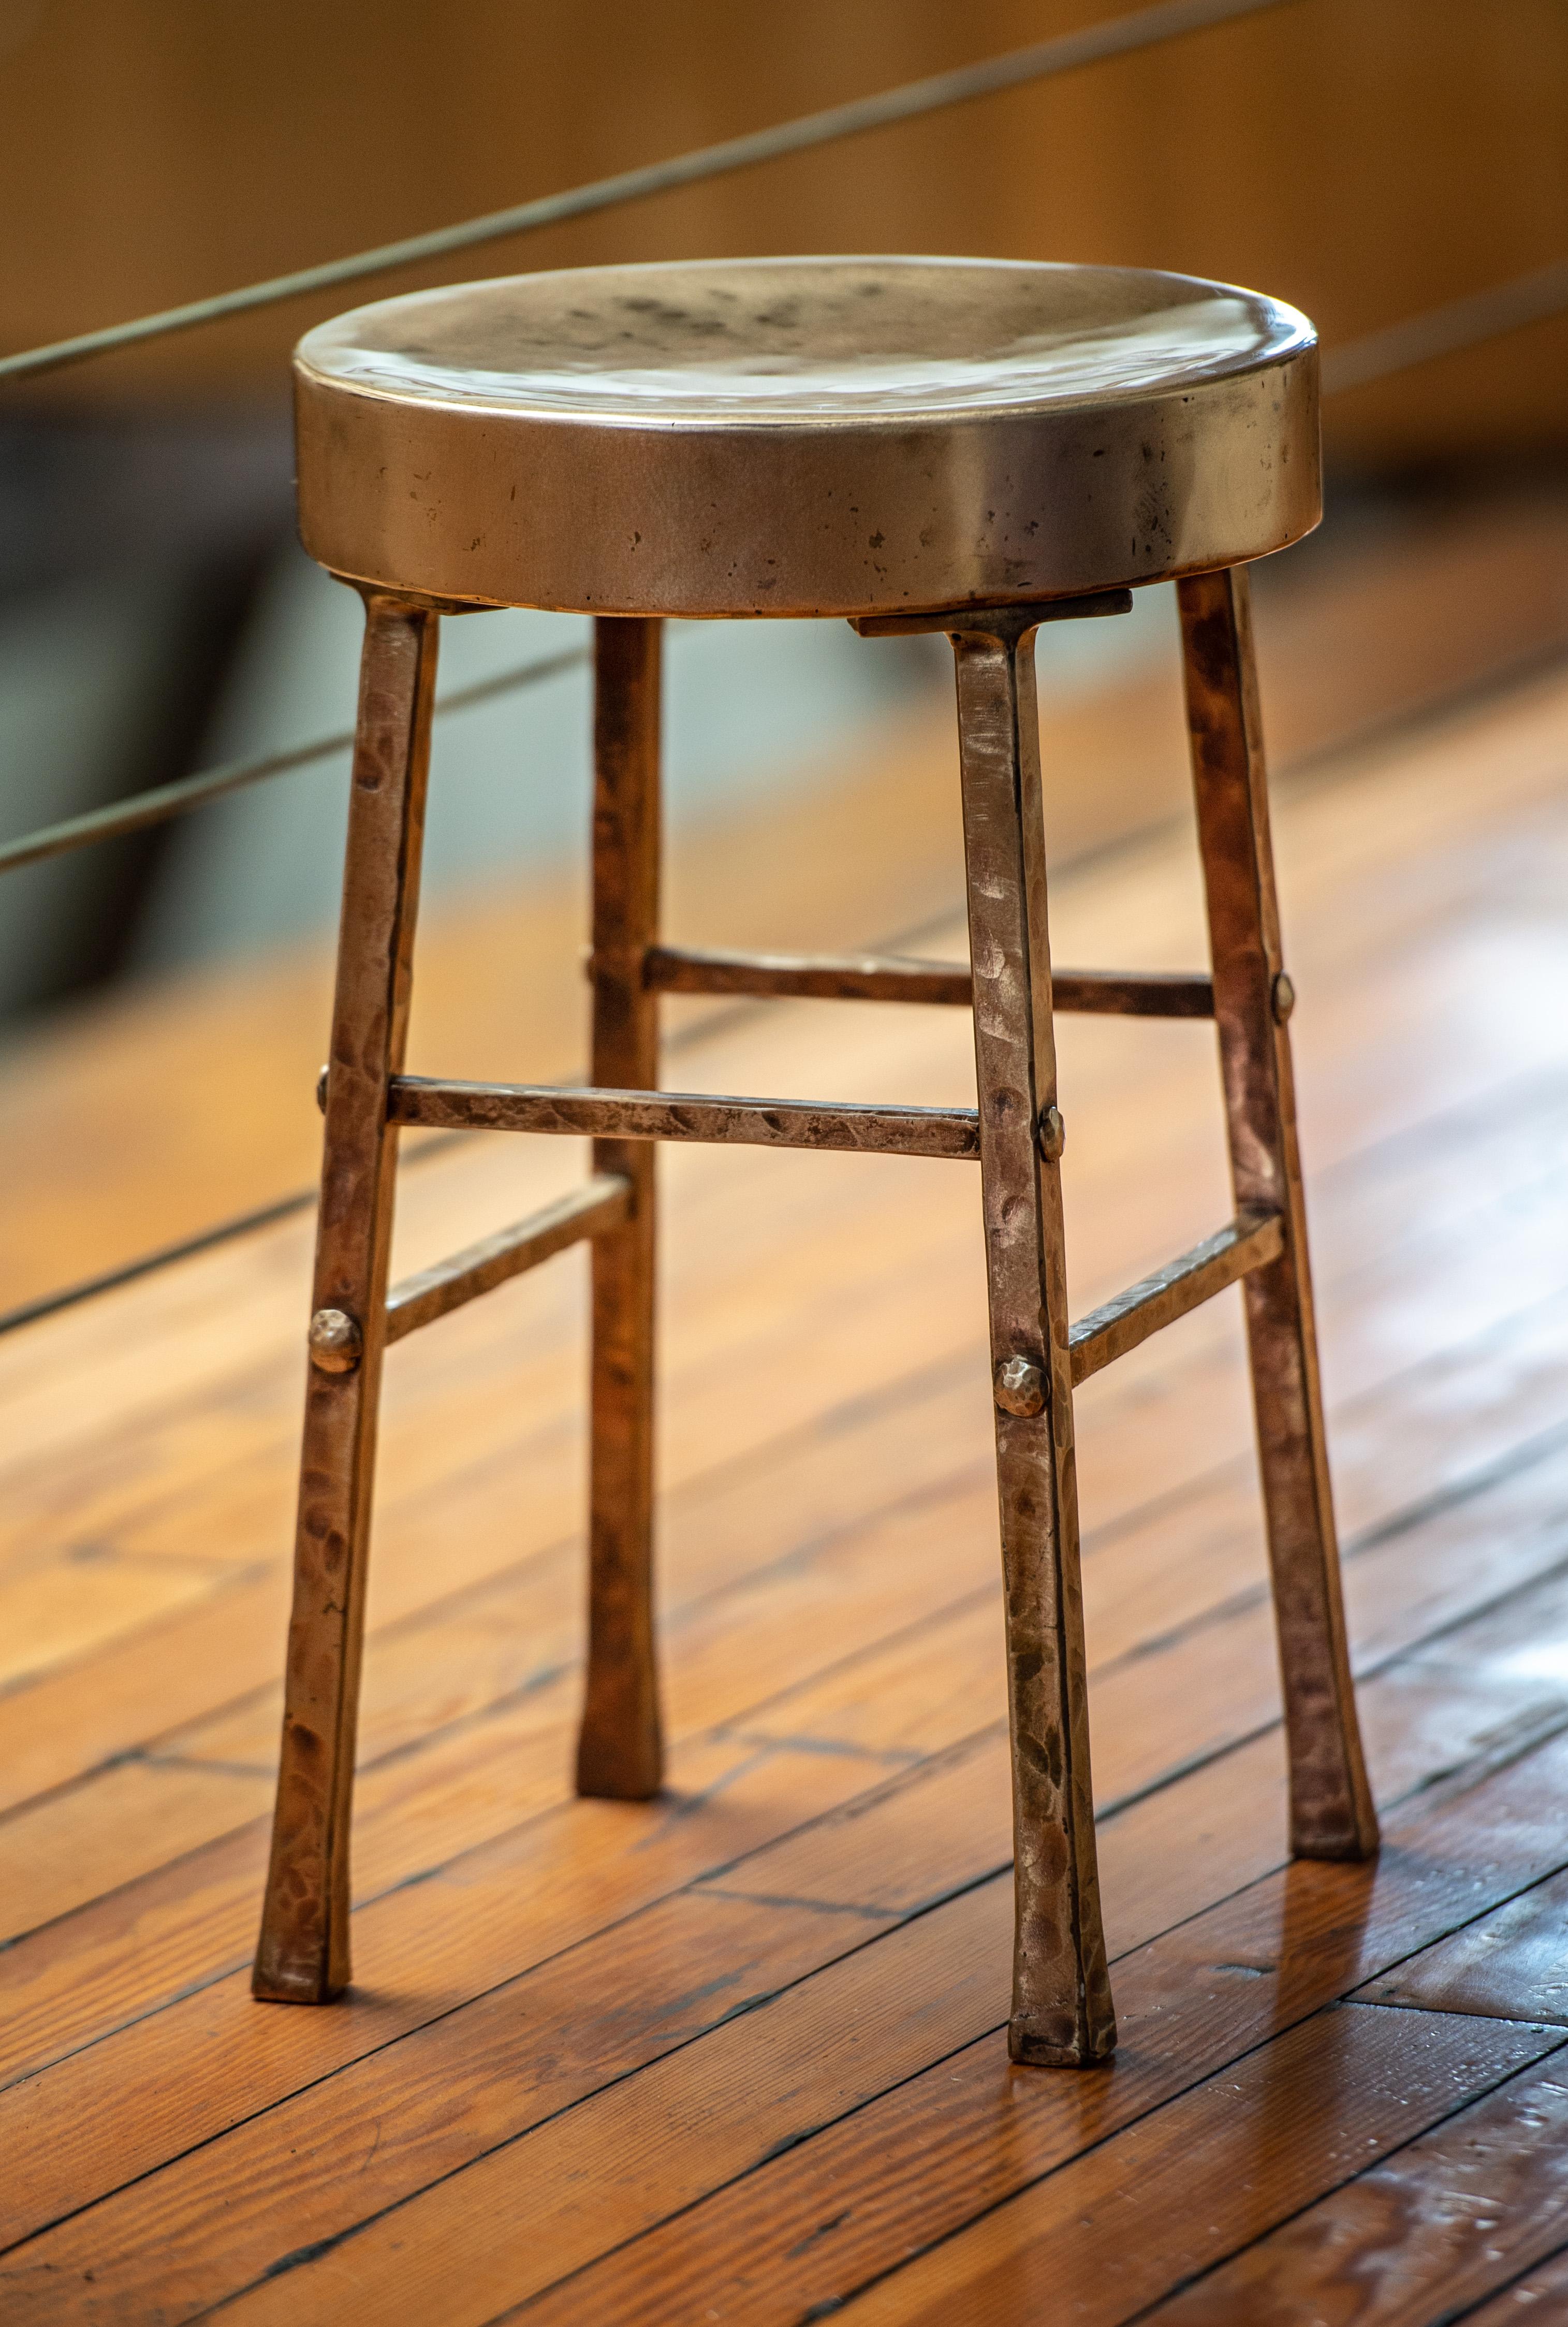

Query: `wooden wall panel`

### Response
(0, 0, 1562, 457)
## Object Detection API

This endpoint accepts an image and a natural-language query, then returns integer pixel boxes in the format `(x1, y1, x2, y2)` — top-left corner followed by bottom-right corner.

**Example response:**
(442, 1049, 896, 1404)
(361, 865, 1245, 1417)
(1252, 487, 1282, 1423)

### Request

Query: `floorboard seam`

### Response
(13, 1508, 1568, 2102)
(20, 1710, 1568, 2301)
(12, 1196, 1568, 1800)
(472, 2015, 1568, 2327)
(1444, 2228, 1568, 2324)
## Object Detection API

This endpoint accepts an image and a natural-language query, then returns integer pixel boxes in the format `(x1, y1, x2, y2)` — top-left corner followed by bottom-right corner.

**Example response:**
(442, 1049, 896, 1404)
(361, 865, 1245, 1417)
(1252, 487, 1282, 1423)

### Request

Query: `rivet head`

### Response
(994, 1355, 1047, 1418)
(309, 1307, 363, 1374)
(1037, 1104, 1065, 1161)
(315, 1065, 329, 1113)
(1272, 971, 1296, 1025)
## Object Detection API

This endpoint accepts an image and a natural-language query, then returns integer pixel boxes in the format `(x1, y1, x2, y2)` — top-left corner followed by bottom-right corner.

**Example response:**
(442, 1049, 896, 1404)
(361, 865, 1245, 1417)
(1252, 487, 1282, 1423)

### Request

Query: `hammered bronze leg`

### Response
(951, 611, 1116, 2068)
(576, 616, 664, 1799)
(253, 594, 438, 2002)
(1178, 565, 1379, 1862)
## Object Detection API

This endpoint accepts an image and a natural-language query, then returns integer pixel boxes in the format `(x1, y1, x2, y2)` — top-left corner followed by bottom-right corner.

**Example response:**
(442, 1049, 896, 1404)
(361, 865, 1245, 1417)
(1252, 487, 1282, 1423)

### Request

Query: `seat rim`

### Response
(292, 254, 1322, 620)
(294, 253, 1315, 437)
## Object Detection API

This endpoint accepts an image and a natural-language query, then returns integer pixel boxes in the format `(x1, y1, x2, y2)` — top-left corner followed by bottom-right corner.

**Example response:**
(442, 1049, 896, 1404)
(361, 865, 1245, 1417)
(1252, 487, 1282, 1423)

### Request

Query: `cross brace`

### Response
(639, 946, 1213, 1017)
(376, 1073, 1280, 1367)
(387, 1074, 981, 1160)
(1067, 1209, 1283, 1386)
(385, 1173, 630, 1344)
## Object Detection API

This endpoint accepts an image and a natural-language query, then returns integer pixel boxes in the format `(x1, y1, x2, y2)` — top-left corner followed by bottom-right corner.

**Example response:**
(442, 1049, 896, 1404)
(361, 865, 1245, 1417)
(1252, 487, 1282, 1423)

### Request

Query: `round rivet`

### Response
(994, 1355, 1047, 1418)
(315, 1065, 329, 1113)
(1272, 971, 1296, 1025)
(309, 1307, 363, 1374)
(1037, 1104, 1066, 1161)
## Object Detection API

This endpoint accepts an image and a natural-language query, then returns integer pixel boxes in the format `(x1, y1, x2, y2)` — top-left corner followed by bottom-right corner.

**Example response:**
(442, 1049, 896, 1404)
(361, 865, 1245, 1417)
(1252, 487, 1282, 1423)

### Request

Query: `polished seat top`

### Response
(294, 256, 1320, 618)
(299, 255, 1310, 422)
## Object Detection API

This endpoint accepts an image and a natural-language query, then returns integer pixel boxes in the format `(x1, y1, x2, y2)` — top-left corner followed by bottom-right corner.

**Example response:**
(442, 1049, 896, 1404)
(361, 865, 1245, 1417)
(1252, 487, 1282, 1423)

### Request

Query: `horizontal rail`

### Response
(1055, 970, 1214, 1017)
(644, 944, 973, 1006)
(388, 1075, 981, 1160)
(1068, 1208, 1283, 1386)
(0, 645, 589, 879)
(642, 944, 1213, 1017)
(385, 1173, 630, 1343)
(0, 0, 1296, 385)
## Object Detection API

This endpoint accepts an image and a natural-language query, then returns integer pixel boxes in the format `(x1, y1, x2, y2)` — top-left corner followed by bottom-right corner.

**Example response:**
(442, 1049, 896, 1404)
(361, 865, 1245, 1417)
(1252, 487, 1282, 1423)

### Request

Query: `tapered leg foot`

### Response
(951, 608, 1116, 2069)
(576, 1144, 662, 1800)
(253, 596, 438, 2002)
(1180, 566, 1379, 1865)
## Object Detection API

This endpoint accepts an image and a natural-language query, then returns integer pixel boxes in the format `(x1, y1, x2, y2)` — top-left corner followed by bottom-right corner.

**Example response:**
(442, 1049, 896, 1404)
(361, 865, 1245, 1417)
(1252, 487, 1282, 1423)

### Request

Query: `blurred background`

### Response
(0, 0, 1565, 1302)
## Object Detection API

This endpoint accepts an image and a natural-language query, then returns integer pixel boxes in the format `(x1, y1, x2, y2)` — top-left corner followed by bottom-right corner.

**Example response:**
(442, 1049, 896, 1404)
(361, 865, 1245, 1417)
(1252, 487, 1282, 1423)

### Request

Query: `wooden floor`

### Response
(6, 637, 1568, 2318)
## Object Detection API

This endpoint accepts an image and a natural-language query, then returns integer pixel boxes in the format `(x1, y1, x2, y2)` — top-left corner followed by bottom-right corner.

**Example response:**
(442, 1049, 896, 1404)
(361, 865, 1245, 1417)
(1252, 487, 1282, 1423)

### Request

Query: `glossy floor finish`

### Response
(4, 650, 1568, 2321)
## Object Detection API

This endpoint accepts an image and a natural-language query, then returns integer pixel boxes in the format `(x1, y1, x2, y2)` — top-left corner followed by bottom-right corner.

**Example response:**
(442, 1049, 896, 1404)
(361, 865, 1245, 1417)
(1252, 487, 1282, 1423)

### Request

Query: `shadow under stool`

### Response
(253, 255, 1379, 2067)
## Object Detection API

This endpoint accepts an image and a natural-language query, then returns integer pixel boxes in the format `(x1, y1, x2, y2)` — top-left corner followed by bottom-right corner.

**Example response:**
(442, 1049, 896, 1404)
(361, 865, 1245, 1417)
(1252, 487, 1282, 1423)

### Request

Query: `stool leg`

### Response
(577, 616, 664, 1799)
(1178, 565, 1379, 1861)
(253, 594, 438, 2002)
(952, 615, 1116, 2068)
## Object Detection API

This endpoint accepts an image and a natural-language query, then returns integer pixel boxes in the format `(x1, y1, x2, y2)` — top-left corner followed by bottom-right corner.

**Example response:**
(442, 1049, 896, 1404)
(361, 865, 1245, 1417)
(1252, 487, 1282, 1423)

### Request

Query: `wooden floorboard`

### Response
(1, 647, 1567, 2321)
(1460, 2236, 1568, 2322)
(503, 1735, 1568, 2327)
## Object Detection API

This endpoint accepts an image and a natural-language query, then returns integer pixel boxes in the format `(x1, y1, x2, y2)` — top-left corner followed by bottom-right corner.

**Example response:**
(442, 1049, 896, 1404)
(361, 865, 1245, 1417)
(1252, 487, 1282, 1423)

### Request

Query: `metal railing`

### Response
(0, 0, 1298, 386)
(1, 0, 1564, 1333)
(0, 646, 591, 877)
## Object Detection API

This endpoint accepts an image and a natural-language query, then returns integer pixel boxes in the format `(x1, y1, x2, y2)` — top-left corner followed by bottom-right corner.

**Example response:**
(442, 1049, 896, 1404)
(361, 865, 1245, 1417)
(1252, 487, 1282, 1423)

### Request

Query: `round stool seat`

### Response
(294, 256, 1320, 620)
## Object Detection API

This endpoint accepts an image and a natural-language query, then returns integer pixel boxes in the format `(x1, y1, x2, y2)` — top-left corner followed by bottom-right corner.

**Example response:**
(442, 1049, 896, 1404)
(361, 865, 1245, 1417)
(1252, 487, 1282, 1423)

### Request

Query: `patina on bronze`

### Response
(255, 256, 1376, 2064)
(384, 1176, 631, 1345)
(386, 1075, 983, 1160)
(580, 617, 665, 1802)
(294, 258, 1317, 619)
(640, 945, 1214, 1017)
(255, 595, 436, 2004)
(306, 1306, 363, 1375)
(1068, 1209, 1284, 1386)
(949, 601, 1113, 2066)
(1179, 565, 1379, 1861)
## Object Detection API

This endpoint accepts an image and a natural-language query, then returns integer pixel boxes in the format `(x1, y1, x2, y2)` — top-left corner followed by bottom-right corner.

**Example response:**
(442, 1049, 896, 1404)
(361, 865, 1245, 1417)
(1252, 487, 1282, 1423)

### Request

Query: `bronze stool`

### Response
(254, 256, 1378, 2066)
